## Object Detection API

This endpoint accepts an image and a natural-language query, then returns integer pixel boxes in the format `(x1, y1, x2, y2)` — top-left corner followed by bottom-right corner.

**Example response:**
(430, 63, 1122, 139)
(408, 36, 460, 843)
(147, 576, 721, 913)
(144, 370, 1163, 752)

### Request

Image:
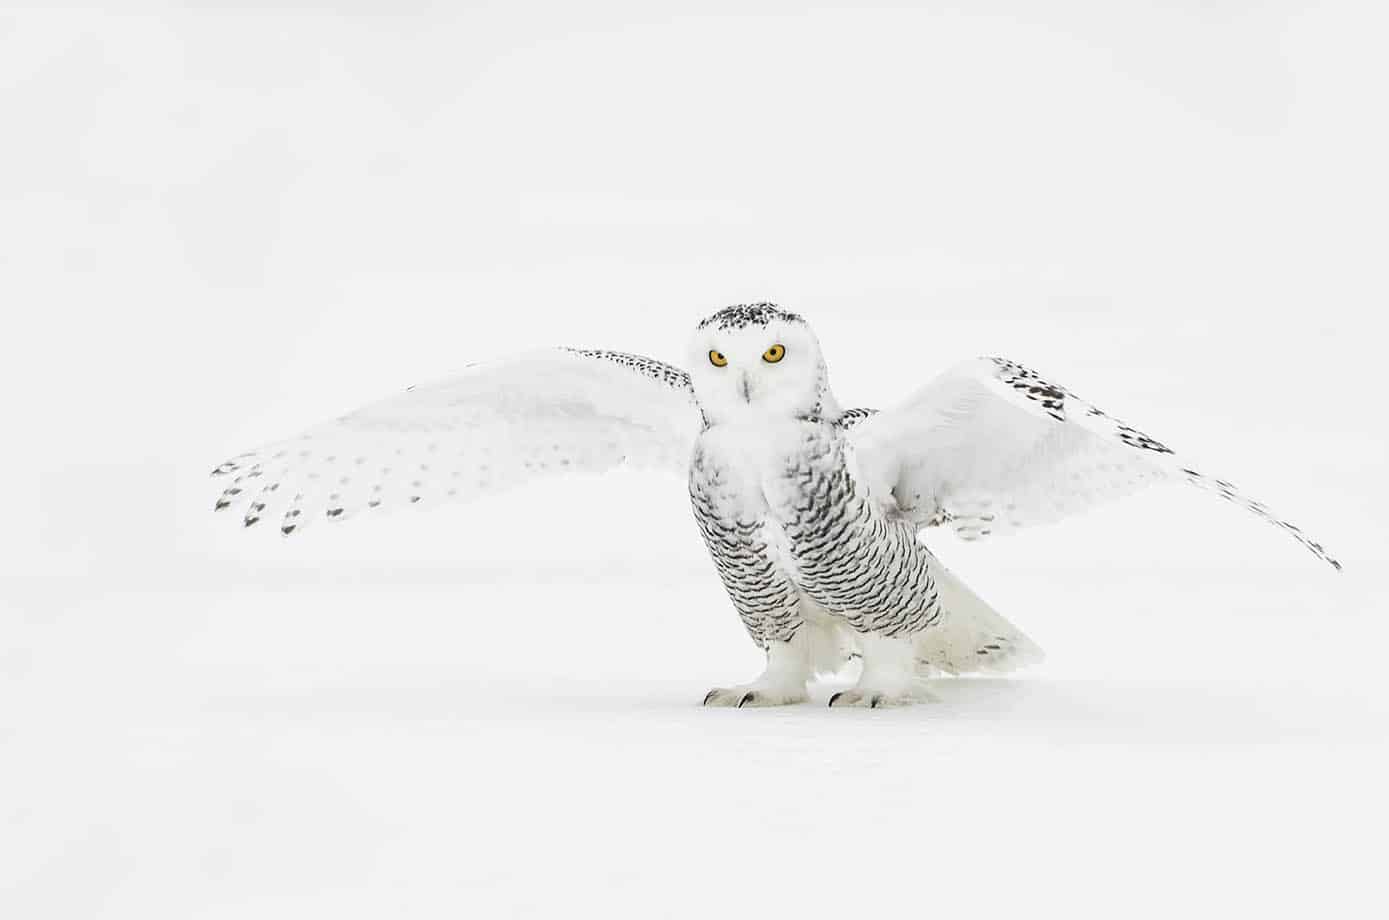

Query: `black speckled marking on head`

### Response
(696, 302, 805, 331)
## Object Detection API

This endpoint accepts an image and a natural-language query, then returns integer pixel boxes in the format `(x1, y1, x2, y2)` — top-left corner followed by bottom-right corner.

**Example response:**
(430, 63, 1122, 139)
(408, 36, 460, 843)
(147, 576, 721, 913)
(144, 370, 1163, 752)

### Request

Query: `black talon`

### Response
(703, 689, 719, 706)
(828, 691, 845, 707)
(870, 694, 883, 709)
(737, 692, 755, 708)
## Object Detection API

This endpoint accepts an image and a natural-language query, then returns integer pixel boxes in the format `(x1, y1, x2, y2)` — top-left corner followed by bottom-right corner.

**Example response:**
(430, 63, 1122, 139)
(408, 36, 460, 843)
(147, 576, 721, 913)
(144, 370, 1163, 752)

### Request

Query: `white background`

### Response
(2, 2, 1386, 917)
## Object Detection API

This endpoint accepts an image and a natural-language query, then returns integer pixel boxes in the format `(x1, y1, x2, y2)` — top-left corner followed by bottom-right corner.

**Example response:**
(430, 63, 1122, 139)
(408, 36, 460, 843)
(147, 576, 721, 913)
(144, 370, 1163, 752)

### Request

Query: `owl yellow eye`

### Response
(762, 344, 786, 363)
(709, 349, 728, 367)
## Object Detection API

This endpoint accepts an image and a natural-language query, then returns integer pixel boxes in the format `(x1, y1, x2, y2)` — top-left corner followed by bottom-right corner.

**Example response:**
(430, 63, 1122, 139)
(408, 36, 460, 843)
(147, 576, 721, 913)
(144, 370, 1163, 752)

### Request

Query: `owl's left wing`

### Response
(211, 348, 700, 535)
(847, 357, 1341, 570)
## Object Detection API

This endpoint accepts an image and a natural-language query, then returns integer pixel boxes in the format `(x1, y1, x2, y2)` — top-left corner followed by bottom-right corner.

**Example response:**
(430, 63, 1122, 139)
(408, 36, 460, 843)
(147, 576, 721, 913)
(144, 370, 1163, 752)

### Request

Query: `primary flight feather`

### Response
(211, 303, 1339, 707)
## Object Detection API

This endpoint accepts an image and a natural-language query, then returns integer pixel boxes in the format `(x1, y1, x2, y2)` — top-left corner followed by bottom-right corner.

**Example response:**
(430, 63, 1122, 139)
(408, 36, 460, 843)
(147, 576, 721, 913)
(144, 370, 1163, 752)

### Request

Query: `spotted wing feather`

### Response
(850, 356, 1340, 570)
(211, 348, 699, 535)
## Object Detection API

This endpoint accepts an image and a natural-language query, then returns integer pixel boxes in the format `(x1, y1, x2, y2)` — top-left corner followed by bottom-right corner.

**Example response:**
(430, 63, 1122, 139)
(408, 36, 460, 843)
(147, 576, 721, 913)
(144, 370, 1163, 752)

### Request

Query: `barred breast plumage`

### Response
(689, 416, 942, 649)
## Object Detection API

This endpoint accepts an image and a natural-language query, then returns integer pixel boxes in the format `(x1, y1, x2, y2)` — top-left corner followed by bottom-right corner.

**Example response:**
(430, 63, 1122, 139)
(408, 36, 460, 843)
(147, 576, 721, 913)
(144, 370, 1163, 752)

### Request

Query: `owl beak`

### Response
(739, 372, 752, 403)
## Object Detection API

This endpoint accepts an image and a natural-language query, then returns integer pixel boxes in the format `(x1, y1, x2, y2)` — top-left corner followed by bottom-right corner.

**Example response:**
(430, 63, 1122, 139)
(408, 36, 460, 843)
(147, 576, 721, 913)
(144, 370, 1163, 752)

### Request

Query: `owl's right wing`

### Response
(210, 348, 701, 535)
(847, 356, 1340, 570)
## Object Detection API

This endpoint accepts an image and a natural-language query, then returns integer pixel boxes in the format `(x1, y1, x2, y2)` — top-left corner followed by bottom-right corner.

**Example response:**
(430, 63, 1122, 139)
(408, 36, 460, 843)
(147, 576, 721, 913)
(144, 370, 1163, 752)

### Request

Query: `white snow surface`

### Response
(3, 3, 1388, 918)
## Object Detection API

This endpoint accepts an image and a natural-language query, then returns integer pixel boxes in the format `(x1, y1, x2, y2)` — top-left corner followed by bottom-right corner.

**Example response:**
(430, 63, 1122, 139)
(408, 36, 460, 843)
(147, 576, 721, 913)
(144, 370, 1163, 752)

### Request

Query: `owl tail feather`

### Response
(914, 560, 1044, 676)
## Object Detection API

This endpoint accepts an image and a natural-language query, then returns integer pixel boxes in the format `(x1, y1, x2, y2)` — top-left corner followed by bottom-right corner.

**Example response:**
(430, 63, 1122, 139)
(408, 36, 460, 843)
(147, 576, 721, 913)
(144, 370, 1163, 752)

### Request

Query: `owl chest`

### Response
(688, 421, 840, 572)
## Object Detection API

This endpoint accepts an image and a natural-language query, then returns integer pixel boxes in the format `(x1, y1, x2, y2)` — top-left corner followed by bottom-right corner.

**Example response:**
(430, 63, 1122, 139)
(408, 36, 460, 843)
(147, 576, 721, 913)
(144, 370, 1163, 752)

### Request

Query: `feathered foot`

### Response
(702, 634, 812, 708)
(826, 632, 929, 708)
(826, 685, 932, 708)
(703, 683, 808, 708)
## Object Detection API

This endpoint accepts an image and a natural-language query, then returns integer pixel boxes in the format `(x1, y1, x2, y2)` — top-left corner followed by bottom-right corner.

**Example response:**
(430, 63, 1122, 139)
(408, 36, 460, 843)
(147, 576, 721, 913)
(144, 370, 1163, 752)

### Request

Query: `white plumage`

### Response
(212, 303, 1339, 707)
(212, 348, 699, 535)
(851, 356, 1339, 566)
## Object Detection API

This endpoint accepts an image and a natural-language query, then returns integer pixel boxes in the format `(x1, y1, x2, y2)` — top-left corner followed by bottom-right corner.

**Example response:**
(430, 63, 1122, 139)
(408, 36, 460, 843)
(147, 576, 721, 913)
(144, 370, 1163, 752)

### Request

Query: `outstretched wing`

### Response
(849, 356, 1340, 570)
(211, 348, 700, 535)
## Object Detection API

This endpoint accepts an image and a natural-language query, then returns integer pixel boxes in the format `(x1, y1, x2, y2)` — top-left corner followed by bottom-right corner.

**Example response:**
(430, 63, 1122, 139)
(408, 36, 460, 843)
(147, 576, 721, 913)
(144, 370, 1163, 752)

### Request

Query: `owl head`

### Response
(687, 303, 829, 425)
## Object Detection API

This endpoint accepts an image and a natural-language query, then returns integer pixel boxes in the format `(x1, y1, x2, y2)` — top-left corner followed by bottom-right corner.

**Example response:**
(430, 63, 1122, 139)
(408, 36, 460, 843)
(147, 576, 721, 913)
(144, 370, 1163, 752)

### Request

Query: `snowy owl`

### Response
(211, 303, 1339, 707)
